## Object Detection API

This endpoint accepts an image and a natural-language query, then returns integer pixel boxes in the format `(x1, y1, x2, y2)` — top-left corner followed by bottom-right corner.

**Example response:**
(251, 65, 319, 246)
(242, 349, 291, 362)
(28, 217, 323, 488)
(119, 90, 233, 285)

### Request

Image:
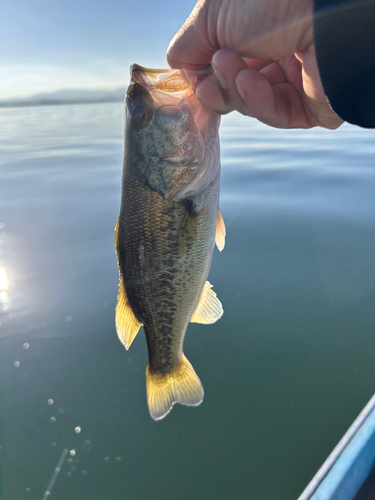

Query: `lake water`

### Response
(0, 102, 375, 500)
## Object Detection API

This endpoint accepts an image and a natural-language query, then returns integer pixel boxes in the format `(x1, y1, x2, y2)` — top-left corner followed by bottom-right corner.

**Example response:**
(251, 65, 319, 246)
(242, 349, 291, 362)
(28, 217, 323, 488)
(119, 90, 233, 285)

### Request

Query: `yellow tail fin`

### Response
(146, 354, 204, 421)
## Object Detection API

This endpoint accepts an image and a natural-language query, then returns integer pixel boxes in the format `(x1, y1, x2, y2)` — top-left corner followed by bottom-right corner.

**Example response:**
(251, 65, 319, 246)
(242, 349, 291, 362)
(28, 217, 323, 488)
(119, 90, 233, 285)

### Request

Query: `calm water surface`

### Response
(0, 103, 375, 500)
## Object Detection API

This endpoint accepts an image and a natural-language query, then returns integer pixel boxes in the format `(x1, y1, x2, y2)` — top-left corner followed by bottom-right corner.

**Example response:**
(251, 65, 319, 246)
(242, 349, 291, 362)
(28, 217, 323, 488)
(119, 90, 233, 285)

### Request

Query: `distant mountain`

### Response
(0, 88, 126, 108)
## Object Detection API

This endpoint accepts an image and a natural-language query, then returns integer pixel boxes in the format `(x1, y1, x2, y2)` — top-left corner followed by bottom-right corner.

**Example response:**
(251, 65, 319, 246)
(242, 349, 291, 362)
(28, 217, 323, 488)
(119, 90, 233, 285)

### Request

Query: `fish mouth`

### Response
(130, 63, 213, 94)
(131, 64, 189, 94)
(129, 63, 220, 197)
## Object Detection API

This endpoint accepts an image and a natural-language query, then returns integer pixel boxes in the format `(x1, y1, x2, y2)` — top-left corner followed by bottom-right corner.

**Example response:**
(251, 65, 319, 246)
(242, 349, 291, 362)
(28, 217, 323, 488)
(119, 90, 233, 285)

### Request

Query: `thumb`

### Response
(167, 0, 220, 69)
(167, 0, 314, 70)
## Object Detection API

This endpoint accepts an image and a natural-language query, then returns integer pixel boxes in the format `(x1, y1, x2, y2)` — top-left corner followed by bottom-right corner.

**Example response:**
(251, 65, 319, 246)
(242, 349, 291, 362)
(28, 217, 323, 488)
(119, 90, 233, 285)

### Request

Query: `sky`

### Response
(0, 0, 197, 100)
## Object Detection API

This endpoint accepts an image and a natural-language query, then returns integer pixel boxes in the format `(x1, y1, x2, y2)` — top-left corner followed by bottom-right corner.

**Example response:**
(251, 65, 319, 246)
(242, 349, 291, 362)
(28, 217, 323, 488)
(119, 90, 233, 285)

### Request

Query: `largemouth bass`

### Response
(115, 64, 226, 420)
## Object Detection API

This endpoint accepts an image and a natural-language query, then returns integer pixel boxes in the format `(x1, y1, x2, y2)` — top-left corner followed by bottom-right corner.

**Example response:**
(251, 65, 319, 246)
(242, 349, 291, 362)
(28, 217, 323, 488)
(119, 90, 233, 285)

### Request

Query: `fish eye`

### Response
(130, 105, 151, 128)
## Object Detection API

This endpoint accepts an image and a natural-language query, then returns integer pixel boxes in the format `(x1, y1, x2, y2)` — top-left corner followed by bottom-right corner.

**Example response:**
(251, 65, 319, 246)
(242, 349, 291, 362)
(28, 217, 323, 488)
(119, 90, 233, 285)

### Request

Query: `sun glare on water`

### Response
(0, 268, 8, 290)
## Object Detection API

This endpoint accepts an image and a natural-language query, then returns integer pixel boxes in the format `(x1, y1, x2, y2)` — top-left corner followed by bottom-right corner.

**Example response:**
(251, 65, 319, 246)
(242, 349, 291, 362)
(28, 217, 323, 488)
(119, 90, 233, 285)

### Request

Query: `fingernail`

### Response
(235, 77, 246, 101)
(212, 62, 227, 90)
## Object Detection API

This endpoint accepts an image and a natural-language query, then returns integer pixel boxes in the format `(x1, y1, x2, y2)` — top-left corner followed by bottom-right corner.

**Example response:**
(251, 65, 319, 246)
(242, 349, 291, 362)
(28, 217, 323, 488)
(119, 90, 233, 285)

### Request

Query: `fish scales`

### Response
(118, 163, 219, 374)
(115, 64, 225, 420)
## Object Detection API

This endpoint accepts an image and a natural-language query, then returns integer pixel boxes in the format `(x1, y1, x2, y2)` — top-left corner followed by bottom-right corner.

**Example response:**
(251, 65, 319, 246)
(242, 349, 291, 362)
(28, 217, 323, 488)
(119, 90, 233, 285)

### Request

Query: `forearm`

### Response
(314, 0, 375, 128)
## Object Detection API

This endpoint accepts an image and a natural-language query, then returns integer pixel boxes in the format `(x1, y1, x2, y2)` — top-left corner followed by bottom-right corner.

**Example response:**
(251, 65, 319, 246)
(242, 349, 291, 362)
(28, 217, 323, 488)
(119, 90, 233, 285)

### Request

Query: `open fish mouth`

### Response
(130, 62, 220, 199)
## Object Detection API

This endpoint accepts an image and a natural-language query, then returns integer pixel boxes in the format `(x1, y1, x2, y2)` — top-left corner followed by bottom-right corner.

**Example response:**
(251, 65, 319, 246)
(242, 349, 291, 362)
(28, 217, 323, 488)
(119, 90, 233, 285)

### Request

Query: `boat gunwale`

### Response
(298, 394, 375, 500)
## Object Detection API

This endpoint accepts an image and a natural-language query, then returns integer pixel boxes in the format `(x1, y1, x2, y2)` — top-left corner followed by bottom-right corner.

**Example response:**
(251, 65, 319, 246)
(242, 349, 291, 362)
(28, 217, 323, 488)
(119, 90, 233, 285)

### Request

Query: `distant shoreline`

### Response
(0, 98, 124, 109)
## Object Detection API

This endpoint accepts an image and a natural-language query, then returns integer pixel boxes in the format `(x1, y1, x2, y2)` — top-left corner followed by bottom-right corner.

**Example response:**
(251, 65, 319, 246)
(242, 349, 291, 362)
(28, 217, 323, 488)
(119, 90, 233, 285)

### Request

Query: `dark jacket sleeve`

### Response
(314, 0, 375, 128)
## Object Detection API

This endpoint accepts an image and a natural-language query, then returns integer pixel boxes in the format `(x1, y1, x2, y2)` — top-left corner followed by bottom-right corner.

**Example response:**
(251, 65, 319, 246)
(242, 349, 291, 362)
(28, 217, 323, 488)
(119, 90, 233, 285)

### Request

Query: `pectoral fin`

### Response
(215, 208, 226, 252)
(190, 281, 223, 324)
(116, 277, 142, 350)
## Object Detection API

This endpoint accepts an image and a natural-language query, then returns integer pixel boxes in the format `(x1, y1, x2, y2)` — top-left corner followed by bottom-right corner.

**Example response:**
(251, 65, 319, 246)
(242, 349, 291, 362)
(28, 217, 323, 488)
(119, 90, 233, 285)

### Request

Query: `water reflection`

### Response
(0, 268, 10, 313)
(0, 104, 375, 500)
(0, 267, 8, 290)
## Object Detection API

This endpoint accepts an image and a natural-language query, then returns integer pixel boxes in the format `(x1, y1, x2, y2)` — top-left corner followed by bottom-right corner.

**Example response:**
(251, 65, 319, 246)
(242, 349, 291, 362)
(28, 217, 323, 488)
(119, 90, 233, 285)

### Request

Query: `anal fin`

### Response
(114, 219, 141, 349)
(215, 207, 226, 252)
(190, 281, 223, 324)
(146, 354, 204, 421)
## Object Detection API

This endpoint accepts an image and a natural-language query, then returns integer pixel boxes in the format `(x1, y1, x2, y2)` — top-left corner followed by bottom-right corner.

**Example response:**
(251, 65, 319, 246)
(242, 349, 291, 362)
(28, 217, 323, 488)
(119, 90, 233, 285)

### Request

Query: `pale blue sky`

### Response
(1, 0, 196, 99)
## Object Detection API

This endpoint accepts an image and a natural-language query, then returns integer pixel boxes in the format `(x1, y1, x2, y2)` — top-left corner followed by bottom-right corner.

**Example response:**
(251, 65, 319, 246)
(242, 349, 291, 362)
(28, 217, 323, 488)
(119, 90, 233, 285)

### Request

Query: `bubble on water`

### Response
(65, 316, 72, 323)
(127, 357, 132, 364)
(51, 442, 56, 447)
(116, 456, 121, 462)
(70, 449, 76, 456)
(48, 399, 54, 405)
(82, 470, 87, 475)
(23, 343, 30, 349)
(75, 426, 81, 434)
(55, 467, 60, 472)
(71, 466, 76, 471)
(26, 488, 30, 492)
(45, 492, 50, 497)
(67, 458, 73, 463)
(67, 472, 72, 477)
(104, 457, 109, 462)
(58, 408, 64, 414)
(85, 440, 90, 446)
(14, 361, 20, 367)
(50, 417, 56, 423)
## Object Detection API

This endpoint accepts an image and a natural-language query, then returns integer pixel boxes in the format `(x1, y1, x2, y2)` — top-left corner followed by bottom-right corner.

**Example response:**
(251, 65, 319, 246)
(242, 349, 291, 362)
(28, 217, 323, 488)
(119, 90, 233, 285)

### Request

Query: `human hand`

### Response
(167, 0, 343, 129)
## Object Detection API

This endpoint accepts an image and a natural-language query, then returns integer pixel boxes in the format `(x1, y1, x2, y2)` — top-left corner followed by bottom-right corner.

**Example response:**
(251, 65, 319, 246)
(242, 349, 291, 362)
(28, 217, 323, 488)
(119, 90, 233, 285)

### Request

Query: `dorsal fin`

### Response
(190, 281, 223, 324)
(114, 218, 142, 350)
(215, 208, 226, 252)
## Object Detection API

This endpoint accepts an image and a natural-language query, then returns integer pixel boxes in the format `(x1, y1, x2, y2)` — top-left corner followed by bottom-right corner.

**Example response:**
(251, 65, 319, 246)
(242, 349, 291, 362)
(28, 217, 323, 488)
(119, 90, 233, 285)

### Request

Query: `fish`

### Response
(115, 63, 226, 420)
